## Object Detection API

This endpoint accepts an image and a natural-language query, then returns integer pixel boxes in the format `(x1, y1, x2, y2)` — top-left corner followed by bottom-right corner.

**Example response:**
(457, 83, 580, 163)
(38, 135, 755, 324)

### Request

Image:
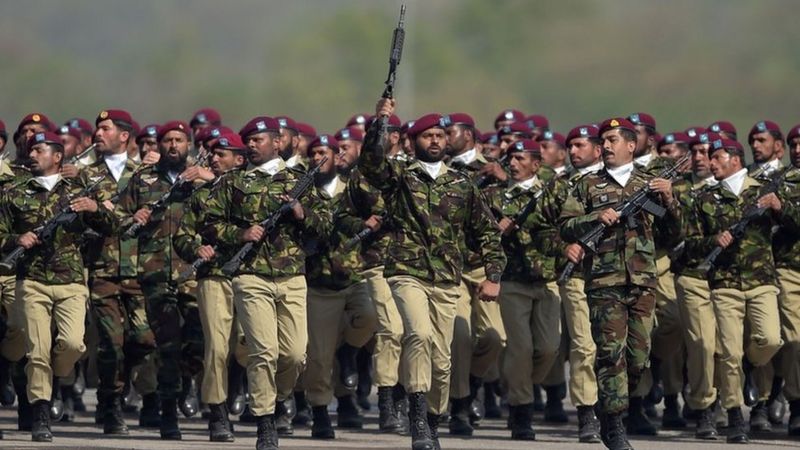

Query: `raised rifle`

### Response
(366, 4, 406, 148)
(220, 156, 327, 278)
(68, 143, 98, 165)
(557, 153, 689, 285)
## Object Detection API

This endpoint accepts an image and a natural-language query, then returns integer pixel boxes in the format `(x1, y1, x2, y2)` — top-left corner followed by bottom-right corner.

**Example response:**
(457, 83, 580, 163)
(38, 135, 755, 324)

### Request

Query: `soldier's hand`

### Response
(565, 243, 585, 264)
(598, 208, 620, 226)
(477, 279, 501, 302)
(364, 215, 383, 232)
(716, 231, 734, 249)
(133, 208, 152, 225)
(18, 232, 40, 249)
(196, 245, 216, 261)
(241, 225, 265, 243)
(375, 98, 396, 118)
(103, 200, 115, 211)
(142, 151, 161, 165)
(649, 177, 674, 206)
(757, 192, 782, 212)
(498, 217, 517, 235)
(479, 162, 508, 182)
(181, 165, 215, 182)
(279, 195, 305, 221)
(60, 164, 81, 179)
(70, 197, 98, 213)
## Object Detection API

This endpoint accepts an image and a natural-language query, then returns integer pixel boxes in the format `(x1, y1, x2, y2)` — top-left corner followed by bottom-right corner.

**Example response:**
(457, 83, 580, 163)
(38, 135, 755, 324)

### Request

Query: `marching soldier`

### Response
(628, 113, 659, 168)
(747, 120, 785, 180)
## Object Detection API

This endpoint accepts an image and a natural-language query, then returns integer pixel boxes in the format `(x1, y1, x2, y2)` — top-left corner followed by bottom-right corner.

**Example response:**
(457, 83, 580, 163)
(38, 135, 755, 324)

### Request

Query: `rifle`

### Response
(698, 169, 785, 273)
(68, 143, 98, 165)
(342, 213, 387, 252)
(0, 177, 104, 271)
(476, 153, 509, 189)
(220, 156, 327, 278)
(557, 153, 689, 285)
(376, 5, 406, 137)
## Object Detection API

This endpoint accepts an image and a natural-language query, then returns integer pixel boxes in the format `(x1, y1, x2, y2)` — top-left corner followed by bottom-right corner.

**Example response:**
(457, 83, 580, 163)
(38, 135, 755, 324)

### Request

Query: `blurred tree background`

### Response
(2, 0, 799, 145)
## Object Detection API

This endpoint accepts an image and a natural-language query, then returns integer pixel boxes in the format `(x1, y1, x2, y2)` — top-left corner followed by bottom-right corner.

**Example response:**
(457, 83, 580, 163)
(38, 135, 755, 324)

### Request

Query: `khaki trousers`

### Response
(233, 274, 307, 416)
(450, 267, 505, 399)
(364, 266, 404, 388)
(19, 280, 87, 402)
(500, 281, 561, 406)
(1, 274, 26, 362)
(712, 285, 783, 409)
(651, 262, 685, 396)
(305, 281, 378, 406)
(389, 275, 460, 415)
(777, 268, 800, 401)
(675, 275, 717, 410)
(559, 277, 598, 407)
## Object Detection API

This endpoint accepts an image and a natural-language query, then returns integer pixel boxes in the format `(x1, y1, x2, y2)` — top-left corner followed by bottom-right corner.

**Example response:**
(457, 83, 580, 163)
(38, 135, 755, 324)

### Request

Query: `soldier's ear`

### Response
(119, 130, 130, 145)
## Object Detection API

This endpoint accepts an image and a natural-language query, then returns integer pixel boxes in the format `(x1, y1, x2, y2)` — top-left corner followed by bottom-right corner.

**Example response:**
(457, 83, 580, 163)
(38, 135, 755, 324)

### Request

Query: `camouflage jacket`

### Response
(485, 167, 561, 283)
(669, 173, 716, 278)
(559, 165, 682, 291)
(0, 160, 30, 191)
(358, 125, 506, 284)
(772, 167, 800, 271)
(748, 159, 785, 183)
(81, 155, 142, 279)
(685, 174, 778, 290)
(117, 163, 198, 285)
(448, 150, 492, 271)
(0, 174, 118, 284)
(201, 159, 330, 279)
(336, 169, 391, 270)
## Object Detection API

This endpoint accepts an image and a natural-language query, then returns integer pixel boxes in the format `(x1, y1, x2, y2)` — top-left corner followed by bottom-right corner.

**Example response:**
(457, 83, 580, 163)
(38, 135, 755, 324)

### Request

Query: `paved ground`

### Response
(0, 391, 797, 449)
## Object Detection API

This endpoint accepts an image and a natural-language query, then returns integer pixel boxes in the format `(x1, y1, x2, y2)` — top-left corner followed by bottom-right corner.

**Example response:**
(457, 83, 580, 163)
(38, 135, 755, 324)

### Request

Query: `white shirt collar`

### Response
(285, 154, 301, 168)
(761, 158, 782, 174)
(634, 153, 653, 168)
(321, 175, 340, 198)
(418, 160, 445, 180)
(255, 158, 284, 176)
(450, 148, 477, 167)
(512, 175, 538, 191)
(552, 165, 567, 175)
(167, 170, 180, 184)
(607, 162, 634, 187)
(34, 174, 61, 192)
(104, 151, 128, 182)
(721, 168, 748, 196)
(578, 161, 604, 175)
(702, 175, 719, 187)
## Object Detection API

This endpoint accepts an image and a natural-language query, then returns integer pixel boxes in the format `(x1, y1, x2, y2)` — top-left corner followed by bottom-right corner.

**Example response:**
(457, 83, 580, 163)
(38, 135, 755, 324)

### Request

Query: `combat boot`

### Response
(509, 403, 536, 440)
(695, 404, 718, 440)
(208, 402, 234, 442)
(255, 414, 278, 450)
(159, 397, 182, 440)
(788, 399, 800, 436)
(483, 381, 502, 418)
(336, 343, 359, 389)
(544, 383, 568, 423)
(577, 405, 601, 443)
(726, 406, 748, 443)
(601, 412, 634, 450)
(292, 390, 311, 426)
(468, 375, 483, 426)
(661, 394, 687, 428)
(274, 399, 294, 435)
(226, 361, 246, 416)
(31, 400, 53, 442)
(179, 375, 199, 418)
(336, 394, 364, 429)
(103, 394, 130, 435)
(49, 378, 64, 422)
(408, 392, 435, 450)
(139, 392, 161, 427)
(447, 396, 473, 435)
(625, 396, 657, 435)
(311, 405, 335, 439)
(378, 386, 402, 432)
(750, 400, 772, 432)
(427, 413, 442, 450)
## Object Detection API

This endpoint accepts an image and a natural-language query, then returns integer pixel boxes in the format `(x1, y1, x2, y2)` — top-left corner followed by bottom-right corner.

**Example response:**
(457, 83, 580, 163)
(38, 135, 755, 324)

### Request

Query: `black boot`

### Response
(255, 414, 279, 450)
(625, 396, 658, 435)
(122, 377, 140, 413)
(59, 385, 75, 422)
(356, 347, 372, 410)
(427, 412, 442, 450)
(49, 378, 64, 422)
(311, 405, 335, 439)
(408, 392, 435, 450)
(226, 361, 246, 416)
(468, 375, 483, 426)
(31, 400, 53, 442)
(336, 394, 363, 429)
(601, 412, 634, 450)
(103, 394, 130, 435)
(179, 376, 199, 418)
(393, 384, 409, 429)
(509, 403, 536, 440)
(695, 404, 718, 440)
(750, 400, 772, 432)
(767, 376, 786, 425)
(483, 381, 502, 418)
(544, 384, 568, 423)
(12, 361, 31, 431)
(726, 406, 748, 443)
(292, 390, 312, 426)
(159, 397, 182, 440)
(139, 392, 161, 427)
(240, 403, 257, 423)
(208, 402, 234, 442)
(378, 386, 402, 432)
(447, 396, 473, 436)
(662, 394, 687, 428)
(742, 360, 758, 407)
(577, 405, 601, 443)
(789, 399, 800, 436)
(274, 399, 294, 435)
(336, 343, 359, 389)
(532, 384, 545, 412)
(94, 391, 106, 424)
(0, 356, 15, 406)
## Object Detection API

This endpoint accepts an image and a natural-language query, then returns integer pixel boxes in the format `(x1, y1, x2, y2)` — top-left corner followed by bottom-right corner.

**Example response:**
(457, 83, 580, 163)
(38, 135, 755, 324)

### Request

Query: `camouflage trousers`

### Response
(587, 286, 655, 414)
(142, 281, 203, 400)
(89, 277, 156, 397)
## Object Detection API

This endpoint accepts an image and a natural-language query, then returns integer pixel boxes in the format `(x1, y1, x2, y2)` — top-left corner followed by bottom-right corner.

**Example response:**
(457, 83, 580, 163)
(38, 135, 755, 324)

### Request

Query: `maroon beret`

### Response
(239, 116, 281, 139)
(276, 116, 298, 132)
(56, 124, 82, 141)
(507, 138, 541, 156)
(400, 120, 415, 134)
(627, 112, 657, 130)
(407, 113, 445, 137)
(190, 108, 222, 127)
(65, 118, 93, 136)
(309, 134, 339, 150)
(525, 114, 550, 130)
(296, 122, 317, 138)
(347, 114, 372, 127)
(657, 132, 690, 148)
(0, 119, 7, 139)
(566, 124, 600, 145)
(710, 137, 744, 155)
(157, 120, 190, 141)
(335, 127, 364, 143)
(211, 132, 246, 151)
(18, 113, 53, 133)
(598, 117, 637, 135)
(708, 121, 737, 138)
(440, 113, 475, 128)
(480, 132, 499, 145)
(367, 114, 403, 130)
(786, 124, 800, 144)
(137, 124, 160, 142)
(538, 130, 565, 147)
(689, 131, 721, 147)
(96, 109, 133, 127)
(493, 109, 525, 127)
(748, 120, 782, 143)
(197, 125, 234, 145)
(27, 131, 63, 149)
(684, 126, 707, 139)
(130, 120, 141, 137)
(497, 121, 532, 138)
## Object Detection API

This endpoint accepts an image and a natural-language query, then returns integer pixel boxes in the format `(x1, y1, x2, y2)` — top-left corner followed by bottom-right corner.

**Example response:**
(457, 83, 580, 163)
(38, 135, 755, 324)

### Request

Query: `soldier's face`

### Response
(540, 140, 565, 168)
(657, 143, 687, 161)
(499, 134, 520, 152)
(633, 125, 653, 157)
(59, 134, 80, 160)
(508, 152, 539, 181)
(750, 131, 780, 163)
(414, 128, 447, 162)
(245, 132, 279, 165)
(482, 143, 502, 161)
(569, 138, 601, 169)
(138, 137, 158, 159)
(210, 148, 243, 175)
(601, 130, 635, 168)
(789, 137, 800, 168)
(709, 149, 741, 180)
(336, 140, 361, 171)
(28, 143, 63, 176)
(445, 125, 468, 155)
(297, 134, 312, 157)
(310, 145, 336, 175)
(159, 131, 190, 166)
(278, 129, 298, 155)
(94, 119, 128, 154)
(691, 144, 712, 178)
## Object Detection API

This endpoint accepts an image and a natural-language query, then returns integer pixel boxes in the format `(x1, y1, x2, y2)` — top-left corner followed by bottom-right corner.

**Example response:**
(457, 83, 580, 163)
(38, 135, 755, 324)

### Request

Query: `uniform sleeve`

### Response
(294, 185, 332, 244)
(559, 181, 598, 243)
(683, 193, 717, 260)
(466, 184, 506, 282)
(358, 120, 397, 193)
(81, 199, 119, 237)
(200, 175, 243, 246)
(115, 173, 141, 229)
(0, 193, 18, 253)
(336, 179, 371, 237)
(174, 190, 205, 263)
(653, 193, 683, 249)
(777, 178, 800, 232)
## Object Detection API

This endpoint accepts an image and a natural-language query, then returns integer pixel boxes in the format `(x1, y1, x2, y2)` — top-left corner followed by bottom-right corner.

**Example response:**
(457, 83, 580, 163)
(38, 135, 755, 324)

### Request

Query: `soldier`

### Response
(201, 116, 329, 450)
(0, 131, 118, 441)
(524, 114, 550, 141)
(346, 114, 371, 133)
(539, 130, 568, 176)
(480, 132, 502, 161)
(493, 109, 526, 130)
(117, 120, 207, 440)
(628, 113, 658, 168)
(685, 137, 784, 443)
(476, 122, 531, 189)
(359, 99, 505, 450)
(189, 108, 222, 144)
(296, 122, 317, 159)
(708, 121, 738, 141)
(276, 116, 305, 170)
(748, 120, 785, 180)
(559, 117, 681, 450)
